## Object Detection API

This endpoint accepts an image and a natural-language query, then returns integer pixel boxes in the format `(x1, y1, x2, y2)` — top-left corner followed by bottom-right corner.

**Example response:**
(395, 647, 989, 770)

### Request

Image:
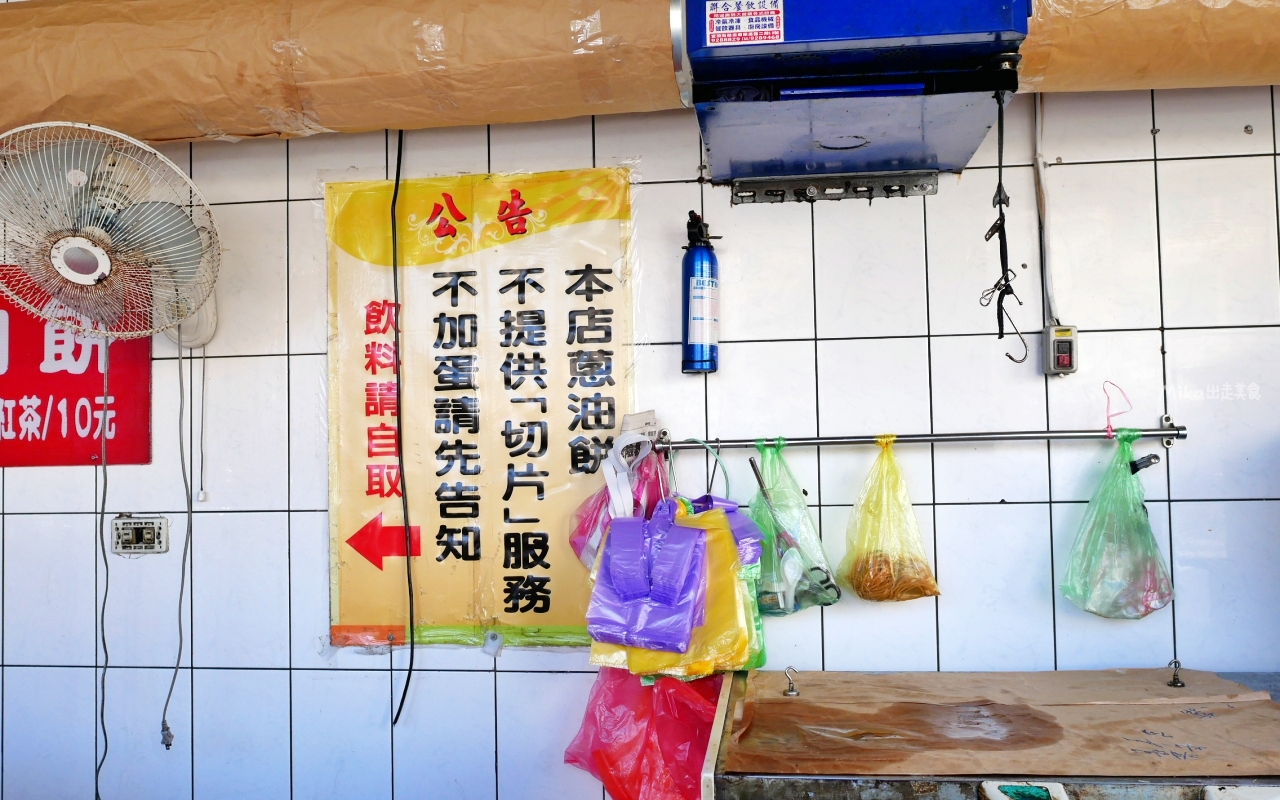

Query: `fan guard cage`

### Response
(0, 122, 220, 340)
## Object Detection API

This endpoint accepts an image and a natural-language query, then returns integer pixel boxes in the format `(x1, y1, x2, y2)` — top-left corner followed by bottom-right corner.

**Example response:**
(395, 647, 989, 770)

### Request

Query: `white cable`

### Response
(1034, 92, 1062, 326)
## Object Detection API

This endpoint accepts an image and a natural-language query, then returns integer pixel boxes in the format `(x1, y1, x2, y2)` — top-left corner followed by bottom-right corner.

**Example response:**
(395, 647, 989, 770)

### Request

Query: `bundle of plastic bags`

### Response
(565, 668, 723, 800)
(589, 501, 764, 676)
(838, 435, 939, 602)
(748, 440, 841, 615)
(1060, 429, 1173, 619)
(586, 499, 707, 653)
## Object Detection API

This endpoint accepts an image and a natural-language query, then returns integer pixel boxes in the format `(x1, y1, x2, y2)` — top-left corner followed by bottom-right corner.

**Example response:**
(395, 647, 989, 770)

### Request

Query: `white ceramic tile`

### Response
(153, 141, 192, 177)
(292, 670, 392, 799)
(289, 130, 387, 200)
(814, 196, 928, 338)
(290, 354, 328, 510)
(631, 181, 702, 345)
(1154, 87, 1274, 159)
(707, 340, 818, 503)
(633, 343, 708, 494)
(494, 647, 593, 672)
(192, 512, 289, 668)
(192, 138, 288, 204)
(392, 671, 497, 800)
(205, 201, 289, 357)
(3, 666, 95, 798)
(1040, 91, 1155, 164)
(967, 92, 1036, 168)
(820, 505, 939, 671)
(402, 126, 489, 178)
(288, 199, 329, 354)
(594, 109, 703, 182)
(1159, 156, 1280, 327)
(496, 671, 601, 800)
(708, 340, 816, 439)
(935, 503, 1056, 671)
(1052, 502, 1174, 670)
(1040, 161, 1162, 329)
(106, 358, 191, 514)
(98, 667, 192, 799)
(760, 605, 824, 671)
(816, 337, 933, 505)
(1165, 328, 1280, 499)
(100, 514, 191, 668)
(3, 464, 96, 512)
(925, 167, 1043, 336)
(818, 338, 932, 435)
(1171, 500, 1280, 671)
(930, 334, 1049, 503)
(200, 356, 289, 510)
(194, 669, 291, 800)
(1047, 330, 1168, 502)
(5, 514, 95, 665)
(489, 118, 593, 174)
(705, 185, 814, 341)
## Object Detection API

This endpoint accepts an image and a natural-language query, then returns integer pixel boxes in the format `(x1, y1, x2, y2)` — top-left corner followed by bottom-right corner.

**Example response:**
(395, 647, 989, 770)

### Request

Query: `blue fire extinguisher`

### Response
(681, 210, 720, 374)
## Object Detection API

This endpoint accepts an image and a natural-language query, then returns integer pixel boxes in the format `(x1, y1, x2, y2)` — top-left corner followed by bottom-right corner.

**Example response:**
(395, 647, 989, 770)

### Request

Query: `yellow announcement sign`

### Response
(326, 169, 633, 647)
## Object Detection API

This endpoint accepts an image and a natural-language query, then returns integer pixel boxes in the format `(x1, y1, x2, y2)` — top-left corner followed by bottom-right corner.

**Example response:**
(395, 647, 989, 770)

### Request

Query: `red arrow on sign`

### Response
(346, 513, 421, 570)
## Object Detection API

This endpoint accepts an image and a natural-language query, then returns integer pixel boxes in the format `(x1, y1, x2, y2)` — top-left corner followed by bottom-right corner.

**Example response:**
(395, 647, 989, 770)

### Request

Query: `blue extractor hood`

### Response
(673, 0, 1030, 203)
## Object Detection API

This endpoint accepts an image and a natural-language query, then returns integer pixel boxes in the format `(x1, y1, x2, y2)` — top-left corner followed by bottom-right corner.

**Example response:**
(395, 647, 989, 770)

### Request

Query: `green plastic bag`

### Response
(748, 439, 840, 616)
(1060, 429, 1173, 620)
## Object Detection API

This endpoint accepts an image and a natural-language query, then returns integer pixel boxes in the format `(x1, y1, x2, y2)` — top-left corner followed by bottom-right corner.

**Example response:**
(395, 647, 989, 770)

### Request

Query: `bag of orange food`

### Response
(837, 435, 940, 602)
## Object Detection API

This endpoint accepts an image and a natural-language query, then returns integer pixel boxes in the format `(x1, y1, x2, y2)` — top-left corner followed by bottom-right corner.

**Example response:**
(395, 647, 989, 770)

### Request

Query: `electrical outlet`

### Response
(111, 514, 170, 555)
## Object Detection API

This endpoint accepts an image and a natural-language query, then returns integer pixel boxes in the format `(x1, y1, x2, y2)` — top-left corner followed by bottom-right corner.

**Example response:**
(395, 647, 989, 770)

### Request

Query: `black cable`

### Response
(94, 342, 110, 799)
(389, 129, 414, 726)
(161, 331, 195, 749)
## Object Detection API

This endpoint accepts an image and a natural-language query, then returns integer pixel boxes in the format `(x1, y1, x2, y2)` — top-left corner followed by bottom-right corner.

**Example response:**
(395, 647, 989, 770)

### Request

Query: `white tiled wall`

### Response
(5, 87, 1280, 798)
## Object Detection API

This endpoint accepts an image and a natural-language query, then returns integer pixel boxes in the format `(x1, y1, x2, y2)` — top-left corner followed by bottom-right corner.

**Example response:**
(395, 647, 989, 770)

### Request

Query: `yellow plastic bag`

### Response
(838, 435, 940, 602)
(591, 508, 750, 677)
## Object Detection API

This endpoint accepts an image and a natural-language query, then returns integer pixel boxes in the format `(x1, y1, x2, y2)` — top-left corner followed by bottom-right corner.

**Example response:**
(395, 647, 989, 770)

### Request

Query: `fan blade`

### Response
(0, 139, 112, 237)
(107, 200, 204, 283)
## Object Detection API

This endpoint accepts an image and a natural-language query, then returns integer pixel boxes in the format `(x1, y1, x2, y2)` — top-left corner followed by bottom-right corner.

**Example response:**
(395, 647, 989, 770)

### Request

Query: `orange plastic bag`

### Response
(565, 667, 723, 800)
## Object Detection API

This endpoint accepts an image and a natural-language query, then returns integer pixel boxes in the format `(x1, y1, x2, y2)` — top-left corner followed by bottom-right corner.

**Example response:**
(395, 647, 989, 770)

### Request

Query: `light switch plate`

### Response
(111, 515, 170, 555)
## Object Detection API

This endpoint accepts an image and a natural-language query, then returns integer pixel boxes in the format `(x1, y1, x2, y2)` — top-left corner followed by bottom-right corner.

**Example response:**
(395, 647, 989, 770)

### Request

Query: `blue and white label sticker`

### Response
(706, 0, 784, 47)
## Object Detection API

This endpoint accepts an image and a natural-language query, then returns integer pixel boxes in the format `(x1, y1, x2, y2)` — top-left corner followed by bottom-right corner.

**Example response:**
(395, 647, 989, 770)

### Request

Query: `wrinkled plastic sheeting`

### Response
(0, 0, 681, 142)
(1021, 0, 1280, 92)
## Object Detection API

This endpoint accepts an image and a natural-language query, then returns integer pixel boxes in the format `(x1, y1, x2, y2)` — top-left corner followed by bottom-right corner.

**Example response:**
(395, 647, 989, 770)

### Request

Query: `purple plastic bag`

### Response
(691, 495, 763, 566)
(587, 500, 707, 654)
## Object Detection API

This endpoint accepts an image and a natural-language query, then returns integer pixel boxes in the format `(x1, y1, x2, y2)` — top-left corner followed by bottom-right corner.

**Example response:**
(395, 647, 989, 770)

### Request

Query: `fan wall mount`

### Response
(0, 122, 220, 340)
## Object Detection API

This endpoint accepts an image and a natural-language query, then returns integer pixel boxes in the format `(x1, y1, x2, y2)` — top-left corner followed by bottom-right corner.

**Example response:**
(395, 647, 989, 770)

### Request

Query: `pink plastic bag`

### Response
(565, 667, 723, 800)
(569, 450, 668, 570)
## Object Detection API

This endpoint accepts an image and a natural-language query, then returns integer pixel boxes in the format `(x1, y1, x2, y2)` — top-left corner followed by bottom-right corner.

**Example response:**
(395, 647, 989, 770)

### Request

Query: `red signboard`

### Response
(0, 295, 150, 466)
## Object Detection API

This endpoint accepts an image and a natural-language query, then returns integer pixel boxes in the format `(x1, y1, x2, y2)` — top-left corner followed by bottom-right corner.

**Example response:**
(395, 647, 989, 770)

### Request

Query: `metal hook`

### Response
(707, 438, 722, 495)
(1167, 659, 1185, 688)
(783, 666, 800, 697)
(1001, 306, 1028, 364)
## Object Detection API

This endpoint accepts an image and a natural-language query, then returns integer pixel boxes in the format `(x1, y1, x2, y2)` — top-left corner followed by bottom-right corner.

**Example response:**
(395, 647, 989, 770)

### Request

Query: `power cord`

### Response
(161, 331, 196, 748)
(94, 342, 111, 799)
(389, 129, 415, 725)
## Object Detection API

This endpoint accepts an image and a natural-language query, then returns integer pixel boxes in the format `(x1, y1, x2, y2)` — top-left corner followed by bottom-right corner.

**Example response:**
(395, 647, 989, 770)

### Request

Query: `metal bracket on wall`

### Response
(730, 170, 939, 205)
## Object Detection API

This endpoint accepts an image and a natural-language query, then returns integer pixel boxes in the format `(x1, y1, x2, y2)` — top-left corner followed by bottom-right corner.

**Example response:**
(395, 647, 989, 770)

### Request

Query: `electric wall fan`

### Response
(0, 122, 219, 339)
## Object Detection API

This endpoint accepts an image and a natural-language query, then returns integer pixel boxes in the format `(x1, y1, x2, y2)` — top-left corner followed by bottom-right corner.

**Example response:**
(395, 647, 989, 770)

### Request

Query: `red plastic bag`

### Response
(569, 449, 669, 570)
(565, 667, 722, 800)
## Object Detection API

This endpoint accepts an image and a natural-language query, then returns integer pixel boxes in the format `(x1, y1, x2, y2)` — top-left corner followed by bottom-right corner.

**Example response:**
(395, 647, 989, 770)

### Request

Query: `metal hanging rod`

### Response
(657, 417, 1186, 451)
